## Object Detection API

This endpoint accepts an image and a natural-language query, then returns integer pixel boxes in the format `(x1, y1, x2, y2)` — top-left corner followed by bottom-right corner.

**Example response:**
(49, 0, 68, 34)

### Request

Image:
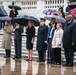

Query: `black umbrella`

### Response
(68, 2, 76, 10)
(0, 16, 12, 21)
(14, 15, 40, 26)
(8, 5, 21, 10)
(0, 6, 8, 16)
(8, 2, 21, 10)
(69, 0, 76, 2)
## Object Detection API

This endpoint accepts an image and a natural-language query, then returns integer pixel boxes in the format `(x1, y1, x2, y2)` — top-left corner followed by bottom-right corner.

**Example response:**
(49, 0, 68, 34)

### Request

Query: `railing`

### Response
(0, 31, 76, 62)
(0, 31, 38, 58)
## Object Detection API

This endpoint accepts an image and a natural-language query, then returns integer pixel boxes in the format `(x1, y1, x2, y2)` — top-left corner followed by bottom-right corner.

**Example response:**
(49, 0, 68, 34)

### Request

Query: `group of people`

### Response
(36, 17, 63, 65)
(2, 20, 23, 59)
(36, 13, 76, 67)
(26, 12, 76, 67)
(1, 5, 76, 67)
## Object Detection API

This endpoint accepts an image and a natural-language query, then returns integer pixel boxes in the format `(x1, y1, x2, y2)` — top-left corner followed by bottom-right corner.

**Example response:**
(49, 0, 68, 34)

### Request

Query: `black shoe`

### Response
(13, 57, 21, 59)
(16, 57, 21, 59)
(40, 60, 45, 62)
(37, 60, 45, 62)
(4, 56, 10, 58)
(29, 59, 32, 61)
(66, 64, 73, 67)
(13, 57, 17, 59)
(26, 58, 30, 61)
(47, 61, 52, 64)
(63, 63, 68, 66)
(37, 60, 42, 62)
(52, 61, 56, 64)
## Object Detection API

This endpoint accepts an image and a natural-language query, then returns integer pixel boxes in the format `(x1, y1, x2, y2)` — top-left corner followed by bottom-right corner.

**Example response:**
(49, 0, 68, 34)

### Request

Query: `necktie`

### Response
(48, 26, 52, 37)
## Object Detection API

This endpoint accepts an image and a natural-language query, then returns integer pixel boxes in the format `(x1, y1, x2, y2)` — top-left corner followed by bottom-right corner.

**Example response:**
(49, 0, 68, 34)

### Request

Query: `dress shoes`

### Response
(47, 61, 56, 64)
(37, 60, 45, 62)
(13, 56, 18, 59)
(47, 61, 52, 64)
(66, 64, 73, 67)
(4, 56, 10, 58)
(63, 63, 68, 66)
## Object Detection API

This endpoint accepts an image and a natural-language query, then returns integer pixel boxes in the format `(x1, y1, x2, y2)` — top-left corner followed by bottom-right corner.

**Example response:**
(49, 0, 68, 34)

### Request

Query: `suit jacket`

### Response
(36, 24, 48, 51)
(63, 21, 76, 48)
(14, 26, 23, 40)
(66, 6, 70, 12)
(47, 23, 57, 42)
(9, 10, 18, 18)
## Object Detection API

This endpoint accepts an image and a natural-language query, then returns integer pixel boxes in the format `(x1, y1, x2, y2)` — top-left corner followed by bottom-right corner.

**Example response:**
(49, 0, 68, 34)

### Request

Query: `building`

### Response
(0, 0, 68, 18)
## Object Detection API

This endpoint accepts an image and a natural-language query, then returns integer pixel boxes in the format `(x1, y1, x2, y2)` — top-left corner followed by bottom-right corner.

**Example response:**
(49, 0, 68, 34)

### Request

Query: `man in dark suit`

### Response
(63, 14, 76, 67)
(10, 7, 18, 18)
(36, 18, 48, 62)
(66, 1, 70, 12)
(9, 7, 18, 27)
(46, 18, 56, 64)
(13, 23, 23, 59)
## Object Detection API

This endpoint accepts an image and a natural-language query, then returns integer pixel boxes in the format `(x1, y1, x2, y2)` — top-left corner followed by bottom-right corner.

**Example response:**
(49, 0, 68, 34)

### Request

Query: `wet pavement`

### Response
(0, 57, 76, 75)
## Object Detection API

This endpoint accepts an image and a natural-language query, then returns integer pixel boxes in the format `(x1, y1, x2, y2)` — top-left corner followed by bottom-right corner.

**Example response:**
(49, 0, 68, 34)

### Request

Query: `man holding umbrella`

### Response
(66, 1, 70, 12)
(9, 2, 19, 18)
(9, 2, 21, 27)
(9, 6, 18, 26)
(9, 7, 18, 18)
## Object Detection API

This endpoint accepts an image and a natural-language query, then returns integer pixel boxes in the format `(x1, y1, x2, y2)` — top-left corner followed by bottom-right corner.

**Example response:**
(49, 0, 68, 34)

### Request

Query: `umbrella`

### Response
(43, 9, 56, 15)
(68, 2, 76, 10)
(14, 15, 40, 26)
(69, 0, 76, 2)
(44, 15, 66, 23)
(70, 8, 76, 16)
(0, 6, 8, 16)
(8, 2, 21, 10)
(69, 2, 76, 6)
(0, 16, 12, 21)
(8, 5, 21, 10)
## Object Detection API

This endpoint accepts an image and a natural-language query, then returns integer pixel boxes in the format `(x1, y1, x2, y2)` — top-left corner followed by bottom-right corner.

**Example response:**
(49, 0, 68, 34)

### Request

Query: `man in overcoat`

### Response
(63, 15, 76, 67)
(36, 18, 48, 62)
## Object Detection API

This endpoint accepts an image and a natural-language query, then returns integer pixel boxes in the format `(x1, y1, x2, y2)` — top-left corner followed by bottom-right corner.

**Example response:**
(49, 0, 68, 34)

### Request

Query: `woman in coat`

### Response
(36, 18, 48, 62)
(2, 20, 14, 58)
(26, 20, 35, 61)
(52, 23, 63, 65)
